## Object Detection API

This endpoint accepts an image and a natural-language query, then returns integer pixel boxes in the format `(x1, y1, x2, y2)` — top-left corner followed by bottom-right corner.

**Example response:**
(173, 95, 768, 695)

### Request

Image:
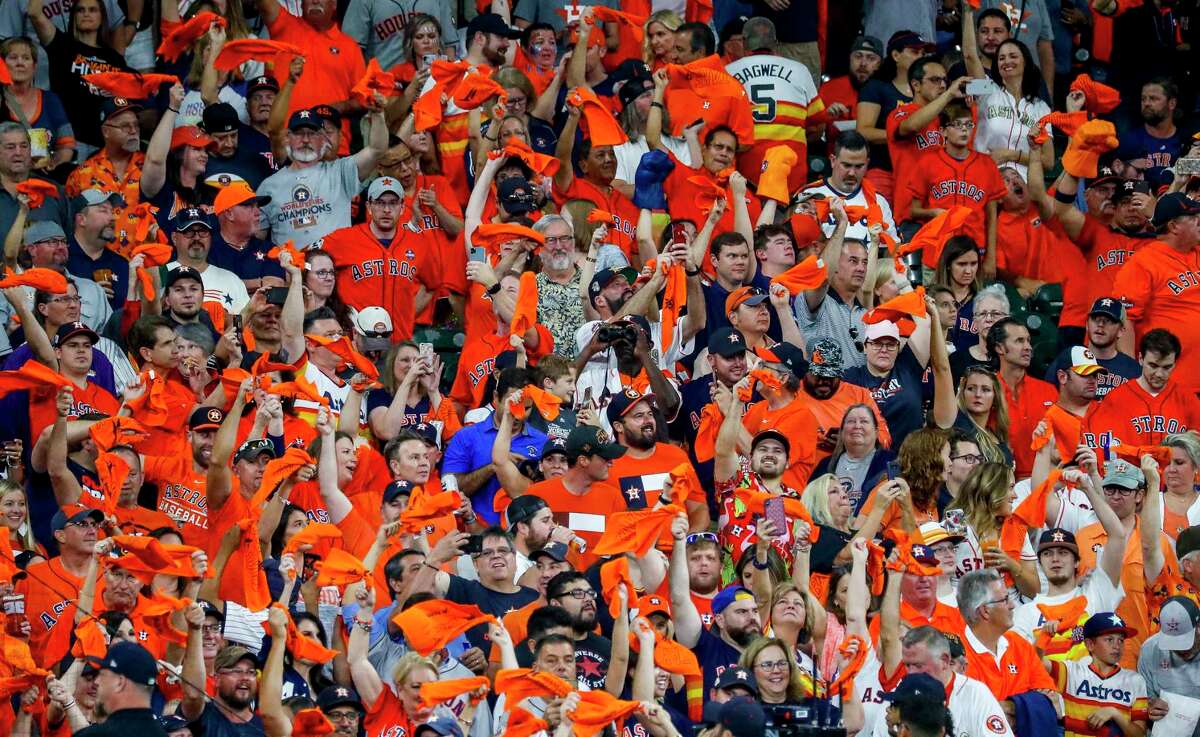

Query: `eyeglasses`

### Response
(30, 238, 68, 247)
(946, 120, 976, 130)
(754, 659, 790, 672)
(923, 75, 948, 85)
(983, 592, 1017, 608)
(49, 295, 82, 304)
(474, 546, 514, 559)
(974, 310, 1008, 319)
(103, 121, 139, 133)
(309, 269, 336, 278)
(545, 235, 574, 246)
(559, 588, 597, 600)
(865, 340, 899, 350)
(1103, 487, 1138, 497)
(326, 710, 360, 722)
(686, 532, 718, 545)
(201, 624, 223, 634)
(950, 453, 985, 465)
(66, 519, 100, 529)
(218, 668, 257, 677)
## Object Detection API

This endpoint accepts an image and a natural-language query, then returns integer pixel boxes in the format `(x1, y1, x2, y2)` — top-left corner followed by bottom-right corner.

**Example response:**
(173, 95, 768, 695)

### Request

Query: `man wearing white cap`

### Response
(351, 306, 392, 359)
(1138, 596, 1200, 726)
(918, 520, 964, 608)
(322, 177, 441, 342)
(1034, 346, 1106, 460)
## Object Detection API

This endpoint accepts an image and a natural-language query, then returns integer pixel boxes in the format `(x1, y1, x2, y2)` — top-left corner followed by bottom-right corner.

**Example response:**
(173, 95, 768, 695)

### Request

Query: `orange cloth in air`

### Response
(663, 154, 763, 241)
(903, 149, 1006, 270)
(392, 599, 497, 655)
(662, 55, 754, 142)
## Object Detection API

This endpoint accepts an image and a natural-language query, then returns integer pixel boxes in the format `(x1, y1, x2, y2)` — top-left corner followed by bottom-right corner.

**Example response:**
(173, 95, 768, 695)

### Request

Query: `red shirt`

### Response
(551, 175, 639, 261)
(905, 148, 1006, 269)
(1070, 214, 1154, 313)
(886, 102, 943, 223)
(523, 476, 627, 570)
(663, 155, 763, 244)
(1114, 240, 1200, 393)
(1080, 378, 1200, 450)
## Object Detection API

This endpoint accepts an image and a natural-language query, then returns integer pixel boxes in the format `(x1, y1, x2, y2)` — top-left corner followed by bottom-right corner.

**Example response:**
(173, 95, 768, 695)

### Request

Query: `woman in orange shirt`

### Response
(1161, 431, 1200, 541)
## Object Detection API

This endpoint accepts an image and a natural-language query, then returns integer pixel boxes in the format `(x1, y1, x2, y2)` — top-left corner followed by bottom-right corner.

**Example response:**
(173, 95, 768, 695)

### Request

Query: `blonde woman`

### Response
(0, 482, 43, 556)
(644, 11, 682, 70)
(938, 365, 1012, 466)
(948, 461, 1039, 596)
(1161, 431, 1200, 540)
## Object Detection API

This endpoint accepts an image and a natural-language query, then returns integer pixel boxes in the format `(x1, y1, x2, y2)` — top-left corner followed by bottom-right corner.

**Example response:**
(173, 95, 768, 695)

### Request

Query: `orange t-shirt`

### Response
(963, 630, 1055, 698)
(1114, 240, 1200, 394)
(17, 557, 84, 669)
(1070, 213, 1154, 316)
(999, 373, 1058, 479)
(1079, 378, 1200, 450)
(29, 381, 119, 448)
(663, 155, 763, 243)
(523, 477, 628, 570)
(551, 175, 639, 262)
(143, 455, 209, 547)
(886, 102, 943, 223)
(606, 443, 701, 510)
(907, 148, 1007, 269)
(741, 397, 820, 489)
(996, 206, 1091, 329)
(450, 327, 553, 411)
(364, 686, 416, 737)
(795, 384, 892, 462)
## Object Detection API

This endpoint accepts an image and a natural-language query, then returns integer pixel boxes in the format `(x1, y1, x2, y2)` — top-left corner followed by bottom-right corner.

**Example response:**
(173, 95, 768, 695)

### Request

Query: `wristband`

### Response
(486, 282, 503, 296)
(1054, 188, 1076, 204)
(650, 102, 664, 110)
(167, 107, 180, 114)
(61, 701, 77, 711)
(423, 562, 442, 571)
(685, 267, 700, 276)
(751, 556, 770, 570)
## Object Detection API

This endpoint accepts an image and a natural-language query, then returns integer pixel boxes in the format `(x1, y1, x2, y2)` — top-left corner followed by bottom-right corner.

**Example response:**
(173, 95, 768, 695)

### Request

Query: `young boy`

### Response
(1051, 612, 1150, 737)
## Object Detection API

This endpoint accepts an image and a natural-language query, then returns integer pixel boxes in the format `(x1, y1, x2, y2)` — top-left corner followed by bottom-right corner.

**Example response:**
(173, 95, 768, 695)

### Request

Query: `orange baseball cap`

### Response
(213, 181, 272, 215)
(724, 286, 768, 315)
(170, 125, 217, 151)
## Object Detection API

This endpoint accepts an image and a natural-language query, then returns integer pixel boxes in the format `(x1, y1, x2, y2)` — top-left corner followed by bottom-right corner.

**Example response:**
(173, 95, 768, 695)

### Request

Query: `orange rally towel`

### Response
(292, 708, 335, 737)
(95, 451, 129, 516)
(130, 242, 174, 300)
(82, 72, 179, 100)
(492, 136, 561, 177)
(692, 403, 722, 462)
(14, 180, 59, 209)
(267, 240, 306, 270)
(1061, 119, 1119, 178)
(71, 620, 109, 659)
(1030, 404, 1081, 461)
(685, 0, 713, 23)
(157, 12, 227, 62)
(864, 287, 928, 327)
(1110, 444, 1172, 467)
(213, 39, 304, 71)
(827, 635, 869, 698)
(236, 517, 273, 610)
(0, 359, 73, 398)
(688, 175, 726, 214)
(420, 676, 490, 708)
(1032, 111, 1090, 145)
(568, 86, 628, 147)
(757, 146, 799, 203)
(587, 208, 616, 224)
(664, 60, 745, 99)
(569, 691, 642, 737)
(314, 548, 373, 590)
(254, 446, 314, 504)
(790, 212, 822, 245)
(452, 71, 508, 110)
(501, 708, 550, 737)
(0, 266, 69, 293)
(350, 58, 400, 107)
(1, 630, 50, 676)
(472, 223, 546, 255)
(509, 384, 562, 421)
(398, 486, 460, 534)
(667, 462, 695, 505)
(1070, 74, 1121, 114)
(660, 262, 687, 355)
(589, 7, 648, 43)
(111, 534, 172, 568)
(262, 603, 338, 663)
(494, 668, 574, 704)
(733, 487, 817, 540)
(392, 599, 497, 655)
(0, 58, 10, 86)
(600, 557, 636, 618)
(1000, 469, 1061, 564)
(899, 206, 973, 268)
(510, 271, 539, 337)
(771, 254, 827, 295)
(592, 504, 687, 557)
(412, 60, 492, 131)
(282, 522, 342, 558)
(1034, 595, 1090, 652)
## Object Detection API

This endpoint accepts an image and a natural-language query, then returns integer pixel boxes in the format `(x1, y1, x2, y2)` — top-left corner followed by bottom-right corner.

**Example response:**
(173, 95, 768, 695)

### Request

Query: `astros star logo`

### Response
(625, 487, 641, 501)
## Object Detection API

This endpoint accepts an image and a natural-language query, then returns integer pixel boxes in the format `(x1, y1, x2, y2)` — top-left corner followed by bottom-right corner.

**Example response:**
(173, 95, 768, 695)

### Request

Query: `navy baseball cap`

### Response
(759, 341, 809, 378)
(54, 321, 99, 347)
(605, 387, 654, 424)
(702, 696, 765, 736)
(711, 585, 755, 615)
(173, 207, 213, 231)
(712, 666, 759, 697)
(1088, 297, 1125, 322)
(707, 327, 748, 357)
(383, 480, 414, 505)
(497, 177, 536, 214)
(165, 265, 204, 290)
(563, 425, 626, 461)
(588, 267, 637, 297)
(288, 108, 323, 131)
(317, 684, 364, 712)
(247, 75, 280, 95)
(881, 672, 945, 703)
(541, 436, 568, 460)
(750, 429, 790, 458)
(99, 641, 159, 687)
(506, 494, 549, 530)
(51, 505, 104, 533)
(1153, 192, 1200, 230)
(1082, 612, 1137, 640)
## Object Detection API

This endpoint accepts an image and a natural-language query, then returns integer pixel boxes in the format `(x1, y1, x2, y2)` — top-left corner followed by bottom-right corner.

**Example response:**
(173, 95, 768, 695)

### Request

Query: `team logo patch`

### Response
(293, 185, 312, 203)
(987, 716, 1006, 734)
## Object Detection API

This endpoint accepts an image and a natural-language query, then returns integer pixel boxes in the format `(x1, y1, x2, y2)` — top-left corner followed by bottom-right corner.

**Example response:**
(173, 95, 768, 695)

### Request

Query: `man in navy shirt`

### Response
(66, 189, 128, 312)
(1117, 77, 1190, 189)
(1044, 297, 1140, 399)
(201, 103, 273, 189)
(210, 180, 282, 292)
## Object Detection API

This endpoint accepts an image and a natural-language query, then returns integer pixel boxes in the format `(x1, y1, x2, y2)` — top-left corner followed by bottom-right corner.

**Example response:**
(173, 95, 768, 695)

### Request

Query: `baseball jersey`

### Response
(415, 71, 477, 202)
(866, 671, 1013, 737)
(996, 206, 1091, 330)
(165, 262, 250, 314)
(143, 454, 209, 546)
(1079, 378, 1200, 450)
(1011, 572, 1124, 660)
(523, 476, 627, 570)
(1052, 658, 1149, 737)
(550, 175, 639, 262)
(799, 177, 896, 243)
(886, 101, 944, 223)
(341, 0, 460, 70)
(450, 327, 553, 411)
(905, 148, 1006, 269)
(662, 155, 763, 252)
(16, 557, 84, 669)
(1067, 214, 1155, 313)
(1000, 373, 1058, 479)
(324, 221, 442, 340)
(1114, 240, 1200, 393)
(258, 156, 362, 248)
(726, 54, 824, 194)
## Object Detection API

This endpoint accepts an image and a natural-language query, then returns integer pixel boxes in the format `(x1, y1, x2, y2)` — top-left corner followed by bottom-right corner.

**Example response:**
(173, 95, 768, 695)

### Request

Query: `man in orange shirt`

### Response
(990, 317, 1057, 479)
(868, 543, 966, 645)
(142, 406, 224, 546)
(1114, 193, 1200, 393)
(658, 124, 762, 238)
(740, 342, 819, 489)
(254, 0, 366, 155)
(517, 425, 628, 570)
(958, 568, 1057, 700)
(1081, 329, 1200, 450)
(17, 504, 101, 669)
(794, 339, 890, 462)
(817, 36, 882, 143)
(660, 23, 755, 147)
(606, 388, 708, 529)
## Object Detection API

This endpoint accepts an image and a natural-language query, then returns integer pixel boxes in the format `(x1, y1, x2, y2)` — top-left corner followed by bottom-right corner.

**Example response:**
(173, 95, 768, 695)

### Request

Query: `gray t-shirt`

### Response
(976, 0, 1055, 68)
(794, 291, 868, 370)
(512, 0, 618, 34)
(1139, 632, 1200, 737)
(863, 0, 938, 54)
(258, 157, 361, 248)
(341, 0, 461, 71)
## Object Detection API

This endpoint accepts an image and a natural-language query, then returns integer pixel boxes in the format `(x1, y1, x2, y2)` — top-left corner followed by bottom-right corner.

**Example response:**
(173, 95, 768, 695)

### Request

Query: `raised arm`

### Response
(960, 3, 986, 79)
(1138, 453, 1166, 583)
(879, 552, 904, 677)
(353, 95, 388, 181)
(564, 10, 592, 90)
(260, 606, 293, 737)
(804, 202, 848, 311)
(1073, 448, 1127, 587)
(553, 105, 581, 193)
(1050, 169, 1087, 241)
(712, 383, 743, 485)
(206, 379, 251, 511)
(3, 199, 28, 271)
(466, 155, 506, 242)
(5, 289, 56, 368)
(667, 512, 702, 647)
(25, 0, 57, 45)
(180, 601, 209, 721)
(140, 83, 185, 199)
(315, 408, 353, 522)
(605, 586, 631, 696)
(44, 394, 82, 501)
(930, 295, 957, 429)
(491, 401, 532, 498)
(347, 585, 383, 706)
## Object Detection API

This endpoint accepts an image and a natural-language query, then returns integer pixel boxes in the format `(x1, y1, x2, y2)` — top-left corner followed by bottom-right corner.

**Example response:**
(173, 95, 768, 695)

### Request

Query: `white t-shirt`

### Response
(973, 87, 1051, 178)
(166, 261, 250, 314)
(1011, 569, 1124, 643)
(953, 522, 1036, 582)
(799, 178, 897, 243)
(612, 135, 694, 185)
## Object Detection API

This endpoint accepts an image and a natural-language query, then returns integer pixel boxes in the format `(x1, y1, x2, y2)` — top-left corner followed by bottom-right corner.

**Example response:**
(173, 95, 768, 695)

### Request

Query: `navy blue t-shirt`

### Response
(695, 627, 742, 695)
(1118, 125, 1190, 188)
(1042, 347, 1141, 399)
(445, 576, 539, 651)
(842, 347, 927, 449)
(208, 232, 285, 284)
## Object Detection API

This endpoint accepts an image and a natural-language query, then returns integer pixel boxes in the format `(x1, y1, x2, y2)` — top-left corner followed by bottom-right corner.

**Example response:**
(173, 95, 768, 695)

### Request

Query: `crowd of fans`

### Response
(3, 0, 1200, 736)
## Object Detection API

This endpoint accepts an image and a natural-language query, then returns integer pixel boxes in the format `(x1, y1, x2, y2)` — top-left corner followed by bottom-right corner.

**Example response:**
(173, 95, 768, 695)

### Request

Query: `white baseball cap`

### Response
(1157, 597, 1200, 651)
(353, 307, 393, 352)
(864, 321, 901, 342)
(367, 176, 404, 200)
(1068, 346, 1105, 376)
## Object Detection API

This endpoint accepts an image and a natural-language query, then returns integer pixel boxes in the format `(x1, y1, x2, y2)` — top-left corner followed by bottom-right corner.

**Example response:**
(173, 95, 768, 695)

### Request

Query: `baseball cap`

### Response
(351, 306, 393, 352)
(1153, 192, 1200, 230)
(850, 34, 884, 57)
(1177, 526, 1200, 561)
(54, 321, 99, 347)
(864, 321, 901, 342)
(887, 30, 935, 55)
(99, 641, 159, 687)
(807, 338, 844, 377)
(100, 97, 142, 121)
(1037, 527, 1079, 556)
(467, 12, 523, 40)
(317, 684, 364, 712)
(704, 696, 765, 737)
(23, 220, 66, 246)
(758, 342, 809, 378)
(529, 541, 569, 564)
(638, 593, 671, 618)
(910, 544, 939, 567)
(310, 104, 342, 128)
(416, 715, 465, 737)
(1157, 596, 1200, 650)
(158, 714, 190, 732)
(564, 425, 626, 461)
(506, 494, 549, 530)
(51, 504, 104, 533)
(1101, 459, 1145, 490)
(712, 585, 755, 616)
(71, 188, 124, 212)
(235, 438, 276, 464)
(1068, 346, 1106, 376)
(1090, 164, 1121, 188)
(173, 207, 213, 232)
(1088, 297, 1125, 322)
(618, 75, 653, 111)
(201, 102, 239, 135)
(541, 436, 568, 460)
(247, 75, 280, 95)
(1112, 179, 1151, 203)
(411, 422, 441, 449)
(165, 266, 204, 290)
(606, 387, 654, 424)
(497, 177, 536, 215)
(750, 429, 790, 458)
(917, 521, 963, 547)
(1082, 612, 1138, 640)
(288, 108, 323, 132)
(368, 176, 404, 201)
(881, 672, 945, 703)
(213, 181, 271, 215)
(707, 327, 748, 357)
(724, 285, 769, 315)
(588, 267, 637, 297)
(213, 644, 257, 672)
(199, 598, 224, 624)
(188, 405, 226, 432)
(171, 125, 216, 151)
(383, 480, 414, 505)
(712, 666, 759, 697)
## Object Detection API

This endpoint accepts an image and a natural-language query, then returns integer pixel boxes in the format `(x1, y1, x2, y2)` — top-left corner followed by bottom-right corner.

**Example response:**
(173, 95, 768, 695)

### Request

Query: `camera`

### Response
(763, 704, 847, 737)
(596, 323, 637, 345)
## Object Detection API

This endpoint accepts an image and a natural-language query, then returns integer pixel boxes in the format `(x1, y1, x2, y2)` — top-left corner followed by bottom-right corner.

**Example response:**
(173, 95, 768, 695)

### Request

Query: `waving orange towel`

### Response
(213, 38, 303, 71)
(157, 12, 227, 62)
(82, 72, 179, 100)
(490, 135, 560, 177)
(664, 60, 743, 98)
(306, 335, 380, 381)
(255, 446, 315, 505)
(0, 266, 69, 293)
(757, 146, 799, 204)
(0, 359, 72, 398)
(293, 708, 334, 737)
(398, 486, 460, 534)
(790, 212, 822, 245)
(495, 668, 575, 704)
(262, 603, 338, 663)
(1109, 444, 1171, 467)
(1070, 74, 1121, 114)
(419, 676, 490, 709)
(501, 708, 550, 737)
(1030, 404, 1081, 461)
(599, 557, 636, 618)
(510, 271, 539, 337)
(899, 206, 974, 268)
(234, 517, 273, 611)
(863, 287, 928, 328)
(509, 384, 562, 421)
(314, 548, 373, 590)
(660, 262, 688, 355)
(692, 403, 723, 462)
(392, 599, 497, 655)
(251, 350, 306, 376)
(771, 254, 827, 295)
(350, 58, 400, 107)
(592, 504, 687, 557)
(587, 208, 616, 224)
(14, 180, 59, 209)
(115, 542, 206, 578)
(137, 589, 191, 645)
(452, 71, 508, 110)
(129, 242, 173, 300)
(1000, 469, 1061, 565)
(267, 240, 306, 270)
(1032, 111, 1089, 145)
(885, 539, 943, 578)
(685, 0, 713, 23)
(2, 630, 50, 676)
(687, 175, 726, 215)
(1062, 119, 1120, 178)
(0, 58, 10, 86)
(71, 620, 110, 659)
(413, 60, 490, 131)
(112, 534, 173, 568)
(282, 522, 342, 558)
(589, 7, 648, 43)
(264, 375, 329, 406)
(568, 86, 628, 147)
(472, 223, 546, 256)
(827, 635, 869, 698)
(1035, 595, 1091, 655)
(570, 691, 642, 737)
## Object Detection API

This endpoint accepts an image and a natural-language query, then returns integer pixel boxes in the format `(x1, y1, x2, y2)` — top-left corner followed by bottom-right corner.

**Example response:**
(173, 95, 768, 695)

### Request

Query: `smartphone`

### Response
(231, 314, 243, 348)
(302, 553, 319, 580)
(762, 497, 787, 539)
(965, 78, 999, 97)
(265, 286, 289, 305)
(468, 247, 487, 263)
(419, 342, 434, 360)
(422, 53, 438, 67)
(886, 460, 901, 481)
(463, 534, 483, 557)
(1176, 158, 1200, 176)
(670, 222, 688, 246)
